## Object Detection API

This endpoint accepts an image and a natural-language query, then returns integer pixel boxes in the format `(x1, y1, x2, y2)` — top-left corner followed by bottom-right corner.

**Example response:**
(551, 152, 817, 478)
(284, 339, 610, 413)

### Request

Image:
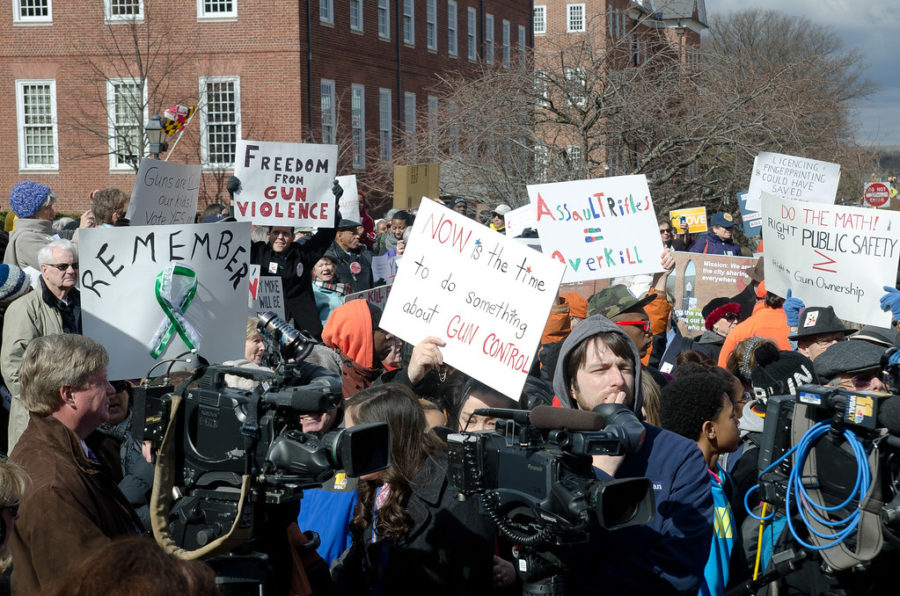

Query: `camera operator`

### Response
(551, 315, 713, 594)
(814, 340, 887, 392)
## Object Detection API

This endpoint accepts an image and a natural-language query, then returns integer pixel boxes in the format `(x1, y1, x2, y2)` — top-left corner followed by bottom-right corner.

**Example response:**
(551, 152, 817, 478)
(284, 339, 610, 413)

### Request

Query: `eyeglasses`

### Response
(615, 320, 651, 334)
(46, 262, 78, 271)
(1, 501, 19, 517)
(813, 335, 846, 346)
(658, 228, 672, 234)
(722, 313, 740, 323)
(269, 230, 292, 237)
(842, 371, 881, 390)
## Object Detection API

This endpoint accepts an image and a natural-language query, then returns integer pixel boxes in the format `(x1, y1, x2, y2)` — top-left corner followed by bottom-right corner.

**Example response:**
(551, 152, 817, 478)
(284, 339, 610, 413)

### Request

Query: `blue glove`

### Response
(783, 288, 805, 327)
(881, 285, 900, 320)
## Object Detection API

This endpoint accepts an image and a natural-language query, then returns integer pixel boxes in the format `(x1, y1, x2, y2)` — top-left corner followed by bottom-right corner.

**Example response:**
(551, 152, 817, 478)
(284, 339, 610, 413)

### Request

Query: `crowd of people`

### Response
(0, 178, 895, 595)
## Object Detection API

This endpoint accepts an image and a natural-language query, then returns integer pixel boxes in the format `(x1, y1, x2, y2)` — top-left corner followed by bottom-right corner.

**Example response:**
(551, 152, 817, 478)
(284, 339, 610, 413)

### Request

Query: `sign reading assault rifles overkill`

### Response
(126, 158, 201, 226)
(380, 199, 565, 401)
(79, 222, 252, 379)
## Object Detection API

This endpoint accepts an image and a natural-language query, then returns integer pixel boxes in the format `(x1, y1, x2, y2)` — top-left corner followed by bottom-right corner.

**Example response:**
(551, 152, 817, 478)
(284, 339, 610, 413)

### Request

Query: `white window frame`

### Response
(566, 67, 586, 108)
(426, 0, 437, 51)
(448, 100, 459, 156)
(378, 88, 392, 161)
(485, 13, 494, 65)
(13, 0, 51, 24)
(106, 78, 147, 170)
(197, 0, 237, 20)
(467, 7, 477, 61)
(567, 3, 585, 33)
(518, 24, 526, 69)
(502, 19, 510, 68)
(105, 0, 144, 22)
(403, 0, 414, 45)
(534, 69, 548, 108)
(404, 91, 416, 151)
(15, 79, 58, 170)
(567, 144, 582, 169)
(199, 76, 241, 169)
(533, 5, 546, 35)
(350, 0, 363, 32)
(320, 78, 336, 145)
(351, 84, 366, 170)
(447, 1, 458, 57)
(378, 0, 390, 39)
(320, 0, 333, 24)
(427, 95, 438, 143)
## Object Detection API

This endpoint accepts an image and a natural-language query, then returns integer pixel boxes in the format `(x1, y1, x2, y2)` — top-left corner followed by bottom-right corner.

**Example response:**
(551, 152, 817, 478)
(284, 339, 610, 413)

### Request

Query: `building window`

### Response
(502, 20, 510, 68)
(567, 3, 585, 33)
(200, 77, 240, 168)
(15, 80, 57, 170)
(105, 0, 143, 21)
(518, 25, 526, 69)
(427, 95, 438, 146)
(533, 5, 545, 34)
(567, 145, 581, 169)
(350, 0, 362, 31)
(534, 69, 548, 107)
(566, 67, 586, 107)
(402, 0, 414, 45)
(447, 1, 457, 56)
(107, 79, 146, 169)
(320, 79, 335, 144)
(534, 145, 549, 183)
(351, 84, 366, 170)
(448, 101, 459, 156)
(14, 0, 51, 23)
(198, 0, 236, 19)
(467, 7, 476, 61)
(378, 0, 390, 38)
(320, 0, 333, 24)
(379, 88, 392, 161)
(609, 9, 626, 37)
(426, 0, 437, 51)
(404, 91, 416, 152)
(485, 14, 494, 65)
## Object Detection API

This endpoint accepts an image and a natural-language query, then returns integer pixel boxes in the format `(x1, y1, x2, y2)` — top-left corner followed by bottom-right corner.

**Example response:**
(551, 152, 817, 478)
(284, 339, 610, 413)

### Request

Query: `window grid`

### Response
(107, 0, 142, 19)
(485, 14, 494, 65)
(403, 0, 414, 45)
(378, 0, 390, 38)
(350, 0, 362, 31)
(426, 0, 437, 51)
(567, 3, 585, 33)
(447, 1, 457, 56)
(567, 145, 582, 169)
(202, 78, 240, 167)
(320, 0, 333, 24)
(351, 84, 366, 170)
(15, 0, 51, 21)
(199, 0, 235, 18)
(320, 79, 335, 145)
(379, 88, 392, 161)
(533, 5, 546, 34)
(467, 7, 477, 61)
(108, 80, 144, 169)
(502, 20, 510, 68)
(17, 81, 57, 169)
(448, 101, 459, 156)
(566, 67, 586, 107)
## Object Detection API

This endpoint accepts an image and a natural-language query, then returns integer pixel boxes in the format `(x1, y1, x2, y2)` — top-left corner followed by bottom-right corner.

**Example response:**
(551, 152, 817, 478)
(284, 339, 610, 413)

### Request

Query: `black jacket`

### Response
(324, 242, 375, 293)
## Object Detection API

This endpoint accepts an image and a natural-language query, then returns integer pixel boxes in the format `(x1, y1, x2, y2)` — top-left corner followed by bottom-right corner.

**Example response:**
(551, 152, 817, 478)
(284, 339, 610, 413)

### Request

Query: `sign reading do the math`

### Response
(79, 222, 252, 379)
(126, 158, 200, 226)
(526, 175, 665, 283)
(380, 199, 565, 401)
(233, 139, 338, 227)
(745, 152, 840, 211)
(760, 192, 900, 326)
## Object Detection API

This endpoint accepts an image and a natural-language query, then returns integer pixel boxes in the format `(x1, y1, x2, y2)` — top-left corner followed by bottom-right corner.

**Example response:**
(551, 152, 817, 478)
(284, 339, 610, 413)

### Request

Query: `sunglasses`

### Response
(46, 262, 78, 271)
(615, 320, 651, 334)
(722, 313, 740, 323)
(658, 228, 672, 234)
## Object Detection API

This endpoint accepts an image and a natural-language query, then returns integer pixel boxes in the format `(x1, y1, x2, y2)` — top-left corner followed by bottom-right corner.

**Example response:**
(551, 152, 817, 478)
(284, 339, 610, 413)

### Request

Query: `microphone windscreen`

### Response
(878, 396, 900, 436)
(529, 405, 606, 431)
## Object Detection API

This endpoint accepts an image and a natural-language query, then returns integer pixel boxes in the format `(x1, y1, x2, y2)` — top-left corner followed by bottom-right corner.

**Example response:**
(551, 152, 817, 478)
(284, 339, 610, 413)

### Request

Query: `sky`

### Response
(703, 0, 900, 148)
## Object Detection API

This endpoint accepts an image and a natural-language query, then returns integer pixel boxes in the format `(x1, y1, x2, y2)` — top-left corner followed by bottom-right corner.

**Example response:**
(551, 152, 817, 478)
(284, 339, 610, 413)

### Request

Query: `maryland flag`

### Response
(162, 105, 197, 136)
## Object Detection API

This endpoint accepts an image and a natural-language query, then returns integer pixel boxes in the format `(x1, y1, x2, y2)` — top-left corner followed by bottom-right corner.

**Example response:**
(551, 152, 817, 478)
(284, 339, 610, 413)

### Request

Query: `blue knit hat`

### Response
(0, 264, 30, 303)
(9, 180, 52, 218)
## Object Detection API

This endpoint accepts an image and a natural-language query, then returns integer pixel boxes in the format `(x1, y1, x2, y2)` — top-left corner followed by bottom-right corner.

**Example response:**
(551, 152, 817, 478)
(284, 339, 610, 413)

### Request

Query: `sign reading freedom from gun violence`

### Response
(380, 199, 565, 401)
(126, 158, 201, 226)
(233, 139, 338, 227)
(761, 192, 900, 326)
(79, 222, 252, 379)
(745, 152, 840, 211)
(526, 175, 665, 283)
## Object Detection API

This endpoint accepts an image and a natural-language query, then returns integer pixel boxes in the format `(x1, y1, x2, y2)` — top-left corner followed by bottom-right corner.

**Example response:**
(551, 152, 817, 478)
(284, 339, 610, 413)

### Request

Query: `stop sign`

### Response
(864, 182, 890, 207)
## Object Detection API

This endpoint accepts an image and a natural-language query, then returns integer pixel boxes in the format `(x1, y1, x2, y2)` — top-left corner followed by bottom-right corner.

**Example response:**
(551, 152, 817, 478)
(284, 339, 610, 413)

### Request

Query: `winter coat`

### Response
(97, 411, 155, 530)
(688, 232, 742, 256)
(3, 218, 53, 271)
(696, 328, 727, 362)
(324, 242, 375, 293)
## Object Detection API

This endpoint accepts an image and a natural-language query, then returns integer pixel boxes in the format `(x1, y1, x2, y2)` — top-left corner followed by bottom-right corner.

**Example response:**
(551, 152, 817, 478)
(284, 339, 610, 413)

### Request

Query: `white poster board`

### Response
(760, 192, 900, 326)
(372, 252, 400, 285)
(247, 264, 286, 320)
(125, 158, 201, 226)
(504, 204, 537, 239)
(526, 175, 665, 283)
(380, 199, 565, 400)
(79, 222, 251, 379)
(233, 139, 338, 227)
(336, 175, 361, 222)
(745, 152, 840, 211)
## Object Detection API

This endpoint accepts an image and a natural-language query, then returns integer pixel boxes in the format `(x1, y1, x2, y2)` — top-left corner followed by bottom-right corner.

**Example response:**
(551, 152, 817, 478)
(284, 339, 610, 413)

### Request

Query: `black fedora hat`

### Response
(788, 306, 853, 340)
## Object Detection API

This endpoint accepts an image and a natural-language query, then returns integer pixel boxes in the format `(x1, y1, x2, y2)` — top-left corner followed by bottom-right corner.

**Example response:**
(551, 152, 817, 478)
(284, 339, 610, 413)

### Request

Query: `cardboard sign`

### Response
(247, 264, 286, 320)
(504, 204, 537, 239)
(79, 222, 251, 379)
(344, 284, 393, 309)
(380, 199, 565, 400)
(233, 139, 338, 226)
(669, 207, 707, 233)
(125, 158, 200, 226)
(393, 163, 439, 210)
(760, 192, 900, 326)
(526, 175, 665, 283)
(863, 182, 891, 208)
(745, 152, 840, 211)
(336, 174, 361, 222)
(737, 191, 762, 238)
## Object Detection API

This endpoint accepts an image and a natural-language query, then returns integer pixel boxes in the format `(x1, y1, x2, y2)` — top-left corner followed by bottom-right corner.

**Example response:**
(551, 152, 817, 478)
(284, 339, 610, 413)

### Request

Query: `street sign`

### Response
(863, 182, 891, 208)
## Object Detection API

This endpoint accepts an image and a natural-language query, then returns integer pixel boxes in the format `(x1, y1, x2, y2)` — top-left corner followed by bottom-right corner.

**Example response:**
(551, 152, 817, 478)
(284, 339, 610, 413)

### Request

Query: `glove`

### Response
(881, 286, 900, 320)
(331, 179, 344, 226)
(782, 288, 805, 327)
(331, 179, 344, 201)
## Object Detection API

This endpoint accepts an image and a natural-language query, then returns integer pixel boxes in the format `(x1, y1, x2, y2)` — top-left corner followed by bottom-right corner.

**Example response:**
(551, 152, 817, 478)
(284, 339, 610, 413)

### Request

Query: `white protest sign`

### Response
(233, 139, 338, 227)
(372, 252, 399, 284)
(247, 264, 286, 320)
(760, 192, 900, 326)
(380, 199, 565, 400)
(344, 284, 393, 308)
(526, 175, 665, 283)
(336, 175, 361, 222)
(79, 222, 251, 379)
(746, 152, 840, 211)
(504, 204, 537, 239)
(125, 158, 201, 226)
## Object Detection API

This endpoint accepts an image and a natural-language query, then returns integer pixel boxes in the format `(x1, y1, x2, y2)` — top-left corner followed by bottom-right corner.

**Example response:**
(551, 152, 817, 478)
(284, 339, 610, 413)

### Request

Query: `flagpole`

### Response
(164, 109, 197, 162)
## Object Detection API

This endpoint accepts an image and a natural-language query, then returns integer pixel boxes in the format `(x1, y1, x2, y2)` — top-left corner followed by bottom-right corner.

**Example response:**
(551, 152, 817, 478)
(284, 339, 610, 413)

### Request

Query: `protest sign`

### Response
(760, 192, 900, 326)
(737, 191, 762, 238)
(247, 264, 286, 320)
(233, 139, 338, 227)
(372, 252, 399, 285)
(125, 158, 200, 226)
(393, 163, 439, 210)
(526, 175, 665, 283)
(669, 207, 707, 233)
(745, 152, 840, 211)
(504, 204, 537, 239)
(336, 174, 361, 221)
(380, 199, 565, 400)
(344, 284, 393, 309)
(79, 222, 251, 379)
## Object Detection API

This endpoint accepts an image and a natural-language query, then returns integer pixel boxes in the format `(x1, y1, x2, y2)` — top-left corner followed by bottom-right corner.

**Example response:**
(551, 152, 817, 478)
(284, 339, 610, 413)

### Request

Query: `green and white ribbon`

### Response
(148, 263, 201, 359)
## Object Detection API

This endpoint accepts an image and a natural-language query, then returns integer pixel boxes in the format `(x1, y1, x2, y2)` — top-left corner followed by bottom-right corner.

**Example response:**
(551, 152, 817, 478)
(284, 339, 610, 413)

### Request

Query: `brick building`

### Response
(0, 0, 531, 215)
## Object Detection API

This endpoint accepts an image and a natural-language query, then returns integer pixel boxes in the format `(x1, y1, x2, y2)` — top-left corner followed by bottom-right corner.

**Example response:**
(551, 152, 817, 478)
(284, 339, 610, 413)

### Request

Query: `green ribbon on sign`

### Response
(148, 263, 201, 359)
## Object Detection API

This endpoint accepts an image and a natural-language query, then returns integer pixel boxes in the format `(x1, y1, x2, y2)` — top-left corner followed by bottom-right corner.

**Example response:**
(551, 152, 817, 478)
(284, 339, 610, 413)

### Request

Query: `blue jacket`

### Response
(688, 232, 741, 256)
(297, 472, 357, 566)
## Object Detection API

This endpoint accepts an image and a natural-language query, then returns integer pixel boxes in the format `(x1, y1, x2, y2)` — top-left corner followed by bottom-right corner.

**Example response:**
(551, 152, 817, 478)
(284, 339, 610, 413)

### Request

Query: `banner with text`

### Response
(761, 192, 900, 326)
(248, 264, 286, 320)
(344, 284, 393, 309)
(336, 174, 361, 222)
(233, 139, 338, 227)
(669, 207, 708, 233)
(737, 191, 762, 238)
(380, 199, 565, 400)
(504, 204, 538, 239)
(79, 222, 251, 379)
(746, 152, 840, 211)
(126, 158, 200, 226)
(526, 175, 665, 283)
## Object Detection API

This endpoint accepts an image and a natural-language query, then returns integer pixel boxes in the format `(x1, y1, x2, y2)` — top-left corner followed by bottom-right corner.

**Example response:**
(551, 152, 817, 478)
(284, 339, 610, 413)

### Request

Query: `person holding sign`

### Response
(689, 212, 741, 256)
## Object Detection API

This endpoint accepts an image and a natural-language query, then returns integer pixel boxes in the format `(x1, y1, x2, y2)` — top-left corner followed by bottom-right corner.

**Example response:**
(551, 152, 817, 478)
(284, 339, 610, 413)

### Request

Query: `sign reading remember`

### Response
(760, 192, 900, 326)
(527, 175, 665, 283)
(380, 199, 565, 400)
(233, 139, 338, 227)
(126, 158, 200, 226)
(79, 222, 251, 379)
(745, 152, 840, 211)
